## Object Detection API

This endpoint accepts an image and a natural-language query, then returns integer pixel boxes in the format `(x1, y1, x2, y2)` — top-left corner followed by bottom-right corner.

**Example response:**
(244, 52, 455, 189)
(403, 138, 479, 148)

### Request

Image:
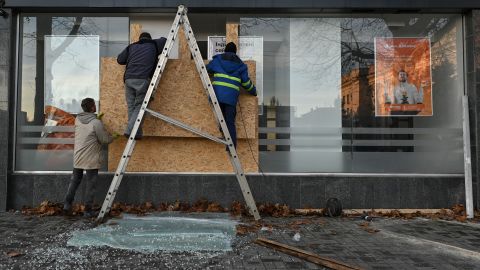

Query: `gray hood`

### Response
(77, 112, 97, 124)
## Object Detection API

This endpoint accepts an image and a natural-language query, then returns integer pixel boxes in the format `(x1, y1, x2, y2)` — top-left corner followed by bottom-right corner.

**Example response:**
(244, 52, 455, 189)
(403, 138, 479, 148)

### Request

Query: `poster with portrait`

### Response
(374, 37, 432, 117)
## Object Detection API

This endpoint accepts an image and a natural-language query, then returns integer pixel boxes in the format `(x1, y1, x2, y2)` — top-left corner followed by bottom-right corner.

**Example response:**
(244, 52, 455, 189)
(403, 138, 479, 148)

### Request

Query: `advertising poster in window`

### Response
(208, 36, 264, 114)
(374, 37, 432, 117)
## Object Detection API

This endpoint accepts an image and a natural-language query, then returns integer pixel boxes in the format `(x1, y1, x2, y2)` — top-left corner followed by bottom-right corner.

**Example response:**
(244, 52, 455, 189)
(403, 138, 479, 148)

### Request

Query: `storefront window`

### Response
(241, 14, 464, 173)
(16, 15, 128, 171)
(15, 13, 465, 174)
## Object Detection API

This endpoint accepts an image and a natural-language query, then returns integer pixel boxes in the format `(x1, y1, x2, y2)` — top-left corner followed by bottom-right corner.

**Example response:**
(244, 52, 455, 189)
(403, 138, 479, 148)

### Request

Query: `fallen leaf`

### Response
(358, 222, 370, 227)
(289, 219, 313, 226)
(455, 215, 467, 222)
(6, 251, 23, 257)
(364, 228, 380, 233)
(236, 224, 258, 235)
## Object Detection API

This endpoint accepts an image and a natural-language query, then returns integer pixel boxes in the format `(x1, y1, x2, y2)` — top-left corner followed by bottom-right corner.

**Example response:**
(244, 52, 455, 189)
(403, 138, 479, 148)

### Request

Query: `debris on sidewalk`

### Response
(2, 211, 480, 269)
(68, 213, 237, 252)
(358, 222, 380, 234)
(20, 200, 479, 225)
(21, 200, 63, 216)
(292, 232, 301, 241)
(6, 251, 24, 258)
(254, 237, 363, 270)
(344, 204, 479, 223)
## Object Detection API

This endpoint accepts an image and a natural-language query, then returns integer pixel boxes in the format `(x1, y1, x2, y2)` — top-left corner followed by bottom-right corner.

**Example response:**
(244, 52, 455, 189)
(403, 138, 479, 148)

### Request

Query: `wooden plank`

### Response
(255, 238, 363, 270)
(108, 137, 258, 172)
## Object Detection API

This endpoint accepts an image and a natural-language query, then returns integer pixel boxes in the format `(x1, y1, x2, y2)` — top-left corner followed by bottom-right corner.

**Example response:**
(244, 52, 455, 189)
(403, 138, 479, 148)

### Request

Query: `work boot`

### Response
(83, 210, 96, 218)
(63, 201, 72, 215)
(83, 205, 95, 218)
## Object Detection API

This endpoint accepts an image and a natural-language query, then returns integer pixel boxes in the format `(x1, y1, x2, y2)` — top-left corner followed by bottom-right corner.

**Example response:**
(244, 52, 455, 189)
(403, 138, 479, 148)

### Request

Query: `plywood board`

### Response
(130, 24, 142, 43)
(178, 27, 191, 61)
(226, 23, 239, 47)
(100, 57, 257, 139)
(108, 137, 258, 172)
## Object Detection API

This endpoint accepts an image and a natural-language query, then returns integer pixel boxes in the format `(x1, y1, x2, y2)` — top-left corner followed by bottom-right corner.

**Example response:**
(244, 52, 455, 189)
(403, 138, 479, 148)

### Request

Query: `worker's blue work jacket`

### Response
(206, 52, 257, 106)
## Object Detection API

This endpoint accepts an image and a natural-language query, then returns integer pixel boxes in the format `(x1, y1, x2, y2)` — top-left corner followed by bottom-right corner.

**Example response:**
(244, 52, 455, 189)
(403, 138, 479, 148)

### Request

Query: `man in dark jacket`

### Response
(117, 32, 166, 139)
(63, 98, 114, 217)
(206, 42, 257, 149)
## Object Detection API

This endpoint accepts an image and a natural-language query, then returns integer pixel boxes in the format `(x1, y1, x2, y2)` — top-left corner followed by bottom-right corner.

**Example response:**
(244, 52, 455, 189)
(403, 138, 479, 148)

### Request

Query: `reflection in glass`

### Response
(242, 14, 464, 173)
(44, 35, 100, 114)
(16, 16, 128, 171)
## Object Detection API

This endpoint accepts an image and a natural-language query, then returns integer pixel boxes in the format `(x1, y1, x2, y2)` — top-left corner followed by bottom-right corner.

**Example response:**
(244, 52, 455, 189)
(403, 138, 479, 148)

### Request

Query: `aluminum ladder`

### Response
(96, 5, 261, 222)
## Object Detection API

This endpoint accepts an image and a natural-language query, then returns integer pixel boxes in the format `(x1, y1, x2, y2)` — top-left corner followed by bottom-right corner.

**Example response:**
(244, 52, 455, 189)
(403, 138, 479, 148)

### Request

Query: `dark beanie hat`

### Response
(225, 42, 237, 53)
(139, 32, 152, 40)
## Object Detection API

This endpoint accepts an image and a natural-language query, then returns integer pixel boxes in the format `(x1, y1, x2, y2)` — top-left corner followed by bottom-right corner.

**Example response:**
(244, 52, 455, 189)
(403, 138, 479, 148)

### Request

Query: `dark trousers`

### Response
(219, 103, 237, 149)
(64, 168, 98, 210)
(124, 78, 149, 137)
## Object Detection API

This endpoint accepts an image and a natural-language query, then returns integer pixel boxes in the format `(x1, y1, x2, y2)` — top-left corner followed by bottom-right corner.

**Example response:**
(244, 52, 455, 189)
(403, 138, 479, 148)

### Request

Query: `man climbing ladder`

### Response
(96, 5, 261, 222)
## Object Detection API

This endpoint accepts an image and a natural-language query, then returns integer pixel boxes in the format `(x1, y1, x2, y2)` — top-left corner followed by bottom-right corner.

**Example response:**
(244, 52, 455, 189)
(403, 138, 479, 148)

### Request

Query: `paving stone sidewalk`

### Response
(0, 212, 479, 269)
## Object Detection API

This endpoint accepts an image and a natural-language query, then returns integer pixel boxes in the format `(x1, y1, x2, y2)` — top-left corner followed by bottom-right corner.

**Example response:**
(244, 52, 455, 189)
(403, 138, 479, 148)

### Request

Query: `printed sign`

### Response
(374, 37, 433, 116)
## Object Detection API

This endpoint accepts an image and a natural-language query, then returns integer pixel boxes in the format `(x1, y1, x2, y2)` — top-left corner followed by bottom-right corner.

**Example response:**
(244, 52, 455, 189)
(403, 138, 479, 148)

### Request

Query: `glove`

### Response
(97, 112, 105, 120)
(112, 131, 121, 139)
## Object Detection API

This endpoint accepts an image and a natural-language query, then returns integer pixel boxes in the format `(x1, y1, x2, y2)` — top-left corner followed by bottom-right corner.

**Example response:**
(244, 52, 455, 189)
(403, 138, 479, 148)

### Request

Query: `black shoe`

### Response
(63, 201, 72, 215)
(83, 210, 96, 218)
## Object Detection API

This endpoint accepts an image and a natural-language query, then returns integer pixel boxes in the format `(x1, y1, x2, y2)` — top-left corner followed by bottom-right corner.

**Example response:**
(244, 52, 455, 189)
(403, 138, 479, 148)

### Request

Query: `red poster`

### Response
(375, 37, 432, 116)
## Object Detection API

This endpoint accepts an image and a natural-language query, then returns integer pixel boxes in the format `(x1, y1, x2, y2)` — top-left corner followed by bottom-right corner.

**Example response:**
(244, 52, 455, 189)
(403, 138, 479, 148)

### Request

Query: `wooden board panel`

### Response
(178, 27, 191, 61)
(104, 21, 258, 173)
(130, 24, 142, 43)
(100, 57, 258, 139)
(108, 137, 258, 172)
(226, 23, 239, 46)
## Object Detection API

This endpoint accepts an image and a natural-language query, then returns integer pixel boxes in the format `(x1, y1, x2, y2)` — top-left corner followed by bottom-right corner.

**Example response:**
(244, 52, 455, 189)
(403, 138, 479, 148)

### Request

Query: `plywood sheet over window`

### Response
(100, 58, 257, 139)
(108, 137, 258, 172)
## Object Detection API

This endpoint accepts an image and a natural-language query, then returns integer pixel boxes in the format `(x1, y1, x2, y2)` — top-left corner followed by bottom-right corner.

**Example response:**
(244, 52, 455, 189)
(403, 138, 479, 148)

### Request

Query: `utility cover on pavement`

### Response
(67, 213, 237, 252)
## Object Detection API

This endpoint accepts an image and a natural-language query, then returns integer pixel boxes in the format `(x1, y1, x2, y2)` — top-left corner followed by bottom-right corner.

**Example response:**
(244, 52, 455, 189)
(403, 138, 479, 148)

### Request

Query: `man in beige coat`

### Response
(63, 98, 114, 217)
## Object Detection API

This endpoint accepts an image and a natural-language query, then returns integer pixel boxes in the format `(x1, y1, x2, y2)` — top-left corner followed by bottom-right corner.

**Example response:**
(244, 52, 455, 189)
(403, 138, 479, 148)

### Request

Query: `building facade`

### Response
(1, 0, 480, 211)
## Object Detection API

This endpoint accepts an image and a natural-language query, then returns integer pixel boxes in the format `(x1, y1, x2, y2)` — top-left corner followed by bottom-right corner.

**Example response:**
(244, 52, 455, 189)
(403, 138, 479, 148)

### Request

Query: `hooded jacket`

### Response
(74, 112, 113, 169)
(206, 52, 257, 106)
(117, 37, 167, 81)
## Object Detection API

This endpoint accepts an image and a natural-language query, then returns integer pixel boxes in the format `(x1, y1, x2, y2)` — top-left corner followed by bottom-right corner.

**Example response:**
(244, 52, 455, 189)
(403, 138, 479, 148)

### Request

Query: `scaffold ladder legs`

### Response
(96, 5, 260, 222)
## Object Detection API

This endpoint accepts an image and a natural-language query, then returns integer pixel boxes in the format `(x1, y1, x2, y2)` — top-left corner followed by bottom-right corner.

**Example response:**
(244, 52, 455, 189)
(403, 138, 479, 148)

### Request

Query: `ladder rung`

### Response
(145, 108, 228, 145)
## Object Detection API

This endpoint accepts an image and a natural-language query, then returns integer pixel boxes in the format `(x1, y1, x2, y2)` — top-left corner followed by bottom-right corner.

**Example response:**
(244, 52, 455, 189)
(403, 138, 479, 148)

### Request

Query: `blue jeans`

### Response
(124, 78, 149, 137)
(220, 103, 237, 149)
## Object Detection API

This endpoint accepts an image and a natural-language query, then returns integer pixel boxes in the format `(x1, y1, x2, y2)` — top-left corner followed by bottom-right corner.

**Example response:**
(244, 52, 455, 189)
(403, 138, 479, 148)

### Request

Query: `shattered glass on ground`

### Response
(2, 212, 480, 269)
(68, 213, 237, 252)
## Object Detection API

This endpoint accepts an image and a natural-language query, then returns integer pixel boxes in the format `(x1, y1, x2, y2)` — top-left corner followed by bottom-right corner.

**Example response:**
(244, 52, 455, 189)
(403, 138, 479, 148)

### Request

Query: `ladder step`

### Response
(145, 108, 228, 145)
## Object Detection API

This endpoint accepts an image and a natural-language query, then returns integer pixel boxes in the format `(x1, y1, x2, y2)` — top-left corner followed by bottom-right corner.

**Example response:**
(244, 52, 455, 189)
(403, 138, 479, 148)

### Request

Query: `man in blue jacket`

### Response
(117, 32, 166, 139)
(206, 42, 257, 149)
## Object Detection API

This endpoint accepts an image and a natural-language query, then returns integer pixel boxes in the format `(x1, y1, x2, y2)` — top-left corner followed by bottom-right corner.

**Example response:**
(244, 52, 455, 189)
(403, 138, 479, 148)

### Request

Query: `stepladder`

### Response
(96, 5, 261, 222)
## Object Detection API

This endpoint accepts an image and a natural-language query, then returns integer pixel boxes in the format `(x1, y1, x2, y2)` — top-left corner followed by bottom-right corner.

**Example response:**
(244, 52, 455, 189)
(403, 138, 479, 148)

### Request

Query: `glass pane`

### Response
(44, 35, 100, 113)
(16, 16, 129, 171)
(242, 14, 464, 173)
